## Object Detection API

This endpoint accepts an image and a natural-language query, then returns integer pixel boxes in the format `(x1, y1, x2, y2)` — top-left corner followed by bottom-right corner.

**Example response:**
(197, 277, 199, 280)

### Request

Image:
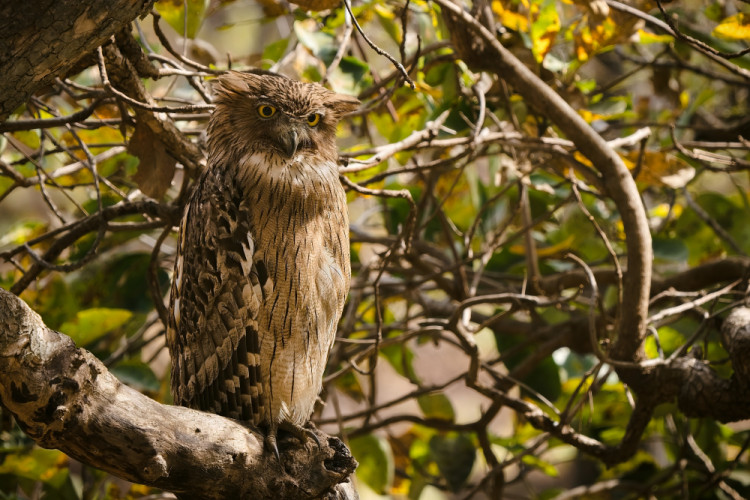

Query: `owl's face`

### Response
(209, 71, 360, 164)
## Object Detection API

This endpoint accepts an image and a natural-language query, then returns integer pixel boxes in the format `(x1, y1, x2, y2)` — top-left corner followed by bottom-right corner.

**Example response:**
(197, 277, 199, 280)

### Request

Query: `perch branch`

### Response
(0, 288, 357, 500)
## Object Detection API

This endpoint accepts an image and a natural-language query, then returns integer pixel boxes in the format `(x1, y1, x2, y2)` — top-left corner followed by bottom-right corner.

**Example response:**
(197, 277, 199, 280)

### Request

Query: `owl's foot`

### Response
(264, 421, 321, 461)
(264, 431, 281, 462)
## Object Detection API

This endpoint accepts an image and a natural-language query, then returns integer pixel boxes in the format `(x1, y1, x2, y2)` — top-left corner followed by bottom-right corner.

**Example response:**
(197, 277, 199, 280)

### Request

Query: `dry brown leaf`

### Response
(128, 122, 177, 200)
(288, 0, 339, 11)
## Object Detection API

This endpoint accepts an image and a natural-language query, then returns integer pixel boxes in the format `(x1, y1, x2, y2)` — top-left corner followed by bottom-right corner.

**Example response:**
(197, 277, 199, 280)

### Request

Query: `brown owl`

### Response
(166, 71, 359, 457)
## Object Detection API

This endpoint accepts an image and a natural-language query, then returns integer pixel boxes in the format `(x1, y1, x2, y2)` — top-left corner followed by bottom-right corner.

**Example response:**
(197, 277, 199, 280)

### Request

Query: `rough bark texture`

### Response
(0, 0, 154, 121)
(0, 288, 358, 499)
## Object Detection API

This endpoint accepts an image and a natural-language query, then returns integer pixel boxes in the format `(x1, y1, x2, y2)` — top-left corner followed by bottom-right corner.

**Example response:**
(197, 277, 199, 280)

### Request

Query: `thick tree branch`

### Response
(0, 0, 155, 120)
(0, 288, 357, 499)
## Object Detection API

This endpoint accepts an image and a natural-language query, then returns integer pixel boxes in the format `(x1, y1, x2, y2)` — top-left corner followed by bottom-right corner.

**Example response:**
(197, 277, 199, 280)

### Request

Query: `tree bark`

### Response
(0, 288, 358, 499)
(0, 0, 154, 121)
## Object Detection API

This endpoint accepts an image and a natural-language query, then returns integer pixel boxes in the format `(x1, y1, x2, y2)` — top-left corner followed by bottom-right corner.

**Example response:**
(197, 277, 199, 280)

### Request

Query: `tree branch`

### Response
(0, 0, 155, 120)
(0, 288, 357, 499)
(431, 0, 652, 370)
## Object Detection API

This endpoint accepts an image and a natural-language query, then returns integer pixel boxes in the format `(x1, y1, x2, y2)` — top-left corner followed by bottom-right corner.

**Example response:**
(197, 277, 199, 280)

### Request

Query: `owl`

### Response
(166, 71, 359, 456)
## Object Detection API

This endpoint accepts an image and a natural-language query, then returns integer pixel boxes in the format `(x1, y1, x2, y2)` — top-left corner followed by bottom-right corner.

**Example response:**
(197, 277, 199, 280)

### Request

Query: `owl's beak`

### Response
(280, 128, 299, 158)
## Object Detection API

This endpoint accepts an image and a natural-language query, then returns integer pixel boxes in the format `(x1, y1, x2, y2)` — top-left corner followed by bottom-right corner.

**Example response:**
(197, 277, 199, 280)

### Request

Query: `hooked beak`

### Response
(279, 128, 299, 158)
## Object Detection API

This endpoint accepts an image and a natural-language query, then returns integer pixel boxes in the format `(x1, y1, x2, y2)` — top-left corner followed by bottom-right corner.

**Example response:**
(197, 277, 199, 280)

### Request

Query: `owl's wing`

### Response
(167, 181, 267, 424)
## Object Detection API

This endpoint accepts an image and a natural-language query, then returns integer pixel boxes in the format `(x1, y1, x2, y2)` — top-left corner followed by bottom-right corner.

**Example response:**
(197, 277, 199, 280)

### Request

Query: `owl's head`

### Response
(208, 71, 360, 163)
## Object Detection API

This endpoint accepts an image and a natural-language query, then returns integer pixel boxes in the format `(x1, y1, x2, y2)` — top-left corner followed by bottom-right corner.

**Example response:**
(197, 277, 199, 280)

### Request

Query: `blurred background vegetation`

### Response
(2, 0, 750, 498)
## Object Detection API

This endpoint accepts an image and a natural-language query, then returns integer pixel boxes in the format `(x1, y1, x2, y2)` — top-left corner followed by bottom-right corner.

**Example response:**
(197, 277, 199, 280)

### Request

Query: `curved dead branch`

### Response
(432, 0, 652, 369)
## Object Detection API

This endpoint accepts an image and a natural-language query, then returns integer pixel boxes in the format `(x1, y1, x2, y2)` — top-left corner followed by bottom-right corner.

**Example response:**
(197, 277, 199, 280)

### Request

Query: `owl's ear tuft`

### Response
(327, 94, 360, 118)
(212, 71, 262, 101)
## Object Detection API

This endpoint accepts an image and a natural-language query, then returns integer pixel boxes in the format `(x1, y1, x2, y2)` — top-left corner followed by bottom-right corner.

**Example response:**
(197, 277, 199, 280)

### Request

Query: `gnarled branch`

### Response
(0, 288, 357, 500)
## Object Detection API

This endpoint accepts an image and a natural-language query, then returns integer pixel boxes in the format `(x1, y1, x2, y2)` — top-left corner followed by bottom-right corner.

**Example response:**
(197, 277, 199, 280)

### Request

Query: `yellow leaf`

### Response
(637, 29, 673, 44)
(650, 203, 683, 219)
(573, 151, 592, 168)
(578, 108, 605, 122)
(626, 151, 696, 189)
(492, 1, 529, 32)
(509, 234, 575, 257)
(713, 13, 750, 40)
(679, 90, 690, 109)
(529, 0, 561, 63)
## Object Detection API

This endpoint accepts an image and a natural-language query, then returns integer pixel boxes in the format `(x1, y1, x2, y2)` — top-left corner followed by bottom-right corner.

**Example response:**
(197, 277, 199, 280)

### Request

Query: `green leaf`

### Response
(495, 333, 562, 402)
(334, 371, 365, 402)
(294, 21, 337, 65)
(417, 393, 455, 422)
(70, 253, 169, 313)
(349, 434, 394, 494)
(521, 453, 558, 477)
(0, 448, 69, 490)
(429, 433, 475, 492)
(111, 359, 160, 392)
(380, 343, 419, 382)
(327, 56, 371, 95)
(262, 38, 289, 66)
(155, 0, 209, 39)
(374, 4, 402, 43)
(529, 0, 560, 63)
(653, 237, 689, 262)
(59, 308, 133, 347)
(0, 220, 47, 249)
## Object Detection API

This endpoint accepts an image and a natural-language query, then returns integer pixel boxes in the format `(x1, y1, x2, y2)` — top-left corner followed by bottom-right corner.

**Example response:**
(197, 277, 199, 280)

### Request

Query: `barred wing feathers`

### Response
(167, 170, 266, 424)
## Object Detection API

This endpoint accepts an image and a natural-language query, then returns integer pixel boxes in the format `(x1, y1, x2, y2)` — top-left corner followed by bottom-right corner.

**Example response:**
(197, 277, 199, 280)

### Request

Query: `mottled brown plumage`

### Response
(166, 71, 359, 454)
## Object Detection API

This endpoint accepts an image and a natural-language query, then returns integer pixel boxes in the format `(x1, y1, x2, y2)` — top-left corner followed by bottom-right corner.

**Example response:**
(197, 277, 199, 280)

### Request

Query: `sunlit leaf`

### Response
(0, 448, 70, 490)
(59, 308, 133, 347)
(713, 13, 750, 40)
(294, 20, 336, 64)
(327, 57, 371, 95)
(262, 38, 289, 65)
(155, 0, 209, 39)
(11, 130, 41, 151)
(629, 151, 695, 189)
(374, 4, 402, 43)
(644, 326, 684, 359)
(637, 29, 673, 44)
(0, 220, 46, 248)
(529, 0, 560, 63)
(522, 454, 558, 477)
(492, 1, 528, 32)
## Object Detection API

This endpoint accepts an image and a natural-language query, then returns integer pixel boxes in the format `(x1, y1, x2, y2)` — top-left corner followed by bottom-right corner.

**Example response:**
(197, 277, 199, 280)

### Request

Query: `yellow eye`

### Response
(307, 113, 321, 127)
(257, 105, 276, 118)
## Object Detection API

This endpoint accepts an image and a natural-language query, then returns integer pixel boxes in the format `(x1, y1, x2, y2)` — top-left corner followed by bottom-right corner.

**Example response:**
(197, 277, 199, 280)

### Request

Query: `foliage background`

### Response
(1, 0, 750, 498)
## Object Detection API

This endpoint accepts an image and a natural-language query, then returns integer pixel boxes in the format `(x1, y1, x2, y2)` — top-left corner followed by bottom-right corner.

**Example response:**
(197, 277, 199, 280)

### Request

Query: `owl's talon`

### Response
(279, 420, 321, 449)
(265, 432, 281, 461)
(307, 428, 321, 449)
